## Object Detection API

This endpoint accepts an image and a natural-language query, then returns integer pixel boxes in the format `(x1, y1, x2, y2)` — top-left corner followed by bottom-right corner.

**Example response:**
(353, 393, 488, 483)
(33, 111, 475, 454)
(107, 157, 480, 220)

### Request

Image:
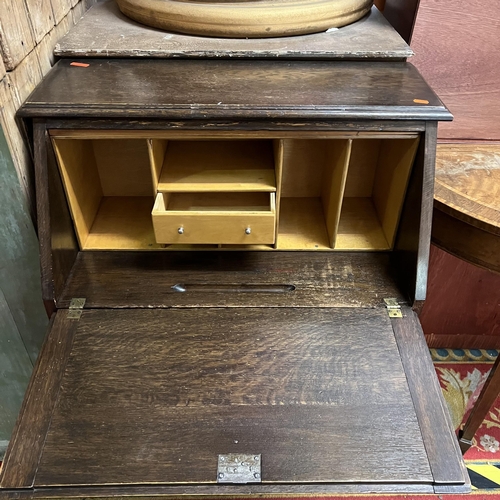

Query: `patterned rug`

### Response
(431, 348, 500, 494)
(432, 349, 500, 462)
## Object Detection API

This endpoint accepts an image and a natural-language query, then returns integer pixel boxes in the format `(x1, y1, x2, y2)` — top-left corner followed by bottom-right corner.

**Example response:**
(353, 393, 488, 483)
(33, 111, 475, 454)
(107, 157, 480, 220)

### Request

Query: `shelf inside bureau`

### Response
(85, 196, 159, 250)
(52, 137, 163, 250)
(156, 140, 277, 192)
(51, 133, 419, 252)
(277, 197, 390, 250)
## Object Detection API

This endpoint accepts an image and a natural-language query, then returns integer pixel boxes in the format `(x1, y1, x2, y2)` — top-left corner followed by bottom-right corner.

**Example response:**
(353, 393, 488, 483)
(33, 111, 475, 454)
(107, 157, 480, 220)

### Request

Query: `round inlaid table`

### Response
(431, 143, 500, 453)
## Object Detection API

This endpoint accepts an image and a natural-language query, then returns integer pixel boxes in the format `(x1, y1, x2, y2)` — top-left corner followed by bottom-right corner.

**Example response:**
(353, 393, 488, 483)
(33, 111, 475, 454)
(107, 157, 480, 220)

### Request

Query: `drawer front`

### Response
(152, 193, 276, 245)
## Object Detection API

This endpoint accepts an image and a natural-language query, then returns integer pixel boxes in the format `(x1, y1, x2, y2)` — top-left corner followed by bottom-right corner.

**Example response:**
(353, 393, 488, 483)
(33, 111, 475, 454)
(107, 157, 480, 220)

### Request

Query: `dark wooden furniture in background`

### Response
(0, 6, 470, 498)
(420, 145, 500, 347)
(425, 144, 500, 452)
(374, 0, 420, 43)
(421, 247, 500, 348)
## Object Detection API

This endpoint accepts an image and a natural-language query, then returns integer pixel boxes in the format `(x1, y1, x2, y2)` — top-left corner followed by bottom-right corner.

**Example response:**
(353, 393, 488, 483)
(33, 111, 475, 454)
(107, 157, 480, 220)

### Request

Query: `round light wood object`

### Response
(115, 0, 373, 38)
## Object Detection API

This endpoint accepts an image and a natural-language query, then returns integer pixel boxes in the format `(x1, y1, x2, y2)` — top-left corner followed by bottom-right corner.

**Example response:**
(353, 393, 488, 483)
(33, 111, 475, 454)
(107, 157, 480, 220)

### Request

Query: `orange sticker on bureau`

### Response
(413, 98, 430, 104)
(70, 62, 90, 68)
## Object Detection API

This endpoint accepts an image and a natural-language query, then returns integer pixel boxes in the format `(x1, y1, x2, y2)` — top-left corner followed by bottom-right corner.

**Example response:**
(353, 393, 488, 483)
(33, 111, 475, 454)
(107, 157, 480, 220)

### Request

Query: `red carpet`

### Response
(433, 349, 500, 462)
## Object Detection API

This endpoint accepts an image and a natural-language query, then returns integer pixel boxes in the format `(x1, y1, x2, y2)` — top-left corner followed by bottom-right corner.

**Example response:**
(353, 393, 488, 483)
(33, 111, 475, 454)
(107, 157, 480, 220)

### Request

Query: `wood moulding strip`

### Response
(22, 482, 436, 497)
(0, 313, 78, 489)
(391, 307, 469, 489)
(48, 130, 421, 140)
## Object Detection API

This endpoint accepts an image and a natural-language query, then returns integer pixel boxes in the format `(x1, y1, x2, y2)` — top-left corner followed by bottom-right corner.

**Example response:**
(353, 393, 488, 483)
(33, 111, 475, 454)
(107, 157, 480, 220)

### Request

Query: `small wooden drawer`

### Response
(152, 192, 276, 244)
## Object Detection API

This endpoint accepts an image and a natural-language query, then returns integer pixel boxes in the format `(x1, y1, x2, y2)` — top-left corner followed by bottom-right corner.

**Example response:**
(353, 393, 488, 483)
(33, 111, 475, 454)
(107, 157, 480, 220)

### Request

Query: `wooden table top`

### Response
(54, 1, 413, 60)
(432, 144, 500, 273)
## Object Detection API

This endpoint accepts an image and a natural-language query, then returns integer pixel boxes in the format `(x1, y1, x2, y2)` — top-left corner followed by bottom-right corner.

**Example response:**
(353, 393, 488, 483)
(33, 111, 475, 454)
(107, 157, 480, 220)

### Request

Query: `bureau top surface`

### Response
(55, 1, 413, 61)
(19, 59, 452, 122)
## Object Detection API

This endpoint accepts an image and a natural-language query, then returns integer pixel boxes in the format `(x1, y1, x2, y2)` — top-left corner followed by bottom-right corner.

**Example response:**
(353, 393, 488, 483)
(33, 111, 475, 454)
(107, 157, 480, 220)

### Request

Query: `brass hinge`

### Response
(67, 298, 86, 320)
(384, 298, 402, 318)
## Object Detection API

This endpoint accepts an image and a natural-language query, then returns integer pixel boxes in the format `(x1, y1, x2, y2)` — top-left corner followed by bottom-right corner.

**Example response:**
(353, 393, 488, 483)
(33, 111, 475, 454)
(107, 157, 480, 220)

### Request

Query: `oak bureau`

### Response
(0, 6, 469, 497)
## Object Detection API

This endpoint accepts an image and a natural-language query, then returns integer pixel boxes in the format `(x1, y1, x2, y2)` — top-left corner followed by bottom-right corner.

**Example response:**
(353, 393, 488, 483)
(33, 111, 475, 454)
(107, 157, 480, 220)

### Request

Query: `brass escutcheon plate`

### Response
(217, 454, 261, 484)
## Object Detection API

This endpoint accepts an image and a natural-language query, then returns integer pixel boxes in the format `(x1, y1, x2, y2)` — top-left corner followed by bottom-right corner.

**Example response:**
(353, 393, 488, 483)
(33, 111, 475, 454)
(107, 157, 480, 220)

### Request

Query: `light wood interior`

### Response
(160, 192, 273, 212)
(277, 139, 352, 249)
(152, 192, 276, 245)
(148, 139, 168, 192)
(157, 140, 276, 192)
(52, 138, 158, 250)
(52, 133, 419, 251)
(277, 137, 418, 250)
(85, 197, 161, 250)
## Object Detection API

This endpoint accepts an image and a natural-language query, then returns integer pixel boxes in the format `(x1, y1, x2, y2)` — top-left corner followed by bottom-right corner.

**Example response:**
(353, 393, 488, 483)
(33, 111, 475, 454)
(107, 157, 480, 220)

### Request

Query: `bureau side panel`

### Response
(34, 121, 79, 305)
(392, 122, 436, 306)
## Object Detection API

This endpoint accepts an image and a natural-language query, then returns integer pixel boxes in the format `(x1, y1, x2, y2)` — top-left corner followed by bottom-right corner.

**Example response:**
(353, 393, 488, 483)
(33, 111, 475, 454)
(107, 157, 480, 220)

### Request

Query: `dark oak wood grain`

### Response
(392, 307, 469, 487)
(18, 60, 451, 122)
(44, 118, 429, 133)
(57, 251, 405, 309)
(33, 122, 53, 303)
(413, 122, 437, 301)
(34, 121, 79, 305)
(392, 122, 437, 304)
(0, 313, 77, 489)
(3, 38, 467, 497)
(34, 308, 431, 487)
(46, 125, 79, 301)
(381, 0, 420, 43)
(55, 2, 413, 61)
